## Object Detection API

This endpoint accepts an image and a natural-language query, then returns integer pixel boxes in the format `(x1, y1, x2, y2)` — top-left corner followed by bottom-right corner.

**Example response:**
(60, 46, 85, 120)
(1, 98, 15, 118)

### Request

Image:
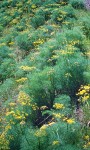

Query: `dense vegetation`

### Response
(0, 0, 90, 150)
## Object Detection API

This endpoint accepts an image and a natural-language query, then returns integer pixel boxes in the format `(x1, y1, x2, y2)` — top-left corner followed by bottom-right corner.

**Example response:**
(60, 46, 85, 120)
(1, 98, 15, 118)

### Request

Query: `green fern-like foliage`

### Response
(0, 0, 90, 150)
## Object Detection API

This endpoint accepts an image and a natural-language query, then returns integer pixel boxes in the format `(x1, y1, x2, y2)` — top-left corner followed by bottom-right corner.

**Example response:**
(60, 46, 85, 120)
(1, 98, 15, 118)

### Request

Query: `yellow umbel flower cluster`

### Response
(9, 102, 16, 107)
(40, 105, 48, 110)
(10, 18, 18, 25)
(31, 4, 37, 9)
(67, 118, 75, 124)
(83, 135, 90, 149)
(52, 140, 60, 145)
(33, 39, 44, 46)
(0, 133, 10, 150)
(53, 113, 62, 119)
(6, 109, 28, 121)
(0, 43, 6, 47)
(20, 120, 25, 125)
(77, 85, 90, 102)
(19, 66, 36, 71)
(65, 73, 72, 78)
(48, 121, 55, 126)
(16, 77, 27, 83)
(83, 142, 90, 149)
(84, 135, 89, 140)
(63, 117, 75, 124)
(6, 111, 15, 116)
(40, 124, 48, 130)
(53, 103, 64, 109)
(78, 89, 86, 95)
(18, 91, 30, 106)
(0, 122, 13, 150)
(8, 42, 14, 46)
(47, 68, 55, 75)
(31, 103, 38, 110)
(40, 122, 56, 131)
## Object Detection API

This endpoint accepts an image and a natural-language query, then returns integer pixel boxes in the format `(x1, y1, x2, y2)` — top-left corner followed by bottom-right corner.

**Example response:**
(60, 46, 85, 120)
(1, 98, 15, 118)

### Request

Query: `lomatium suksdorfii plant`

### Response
(0, 0, 90, 150)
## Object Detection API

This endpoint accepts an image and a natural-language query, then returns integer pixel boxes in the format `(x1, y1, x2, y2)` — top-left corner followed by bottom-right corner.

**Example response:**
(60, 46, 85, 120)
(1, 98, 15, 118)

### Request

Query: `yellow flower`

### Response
(9, 102, 16, 107)
(40, 105, 48, 110)
(47, 68, 54, 75)
(79, 90, 86, 95)
(62, 21, 70, 24)
(65, 73, 72, 77)
(20, 120, 25, 125)
(40, 124, 48, 130)
(8, 42, 14, 45)
(82, 95, 89, 102)
(83, 144, 87, 149)
(15, 116, 22, 119)
(61, 50, 67, 55)
(48, 122, 55, 126)
(33, 39, 44, 46)
(57, 17, 62, 21)
(76, 85, 90, 103)
(6, 111, 14, 116)
(67, 119, 75, 124)
(16, 77, 27, 83)
(60, 10, 67, 15)
(53, 113, 61, 118)
(51, 55, 59, 59)
(87, 142, 90, 146)
(84, 135, 89, 140)
(18, 91, 30, 106)
(63, 117, 68, 121)
(31, 104, 38, 110)
(53, 103, 64, 109)
(83, 85, 90, 90)
(31, 4, 37, 9)
(52, 140, 59, 145)
(10, 19, 18, 24)
(0, 133, 9, 150)
(19, 66, 36, 71)
(0, 43, 6, 47)
(83, 142, 90, 149)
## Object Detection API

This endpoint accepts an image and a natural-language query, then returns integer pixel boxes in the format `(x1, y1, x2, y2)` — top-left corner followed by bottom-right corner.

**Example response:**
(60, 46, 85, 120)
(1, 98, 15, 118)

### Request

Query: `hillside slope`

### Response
(0, 0, 90, 150)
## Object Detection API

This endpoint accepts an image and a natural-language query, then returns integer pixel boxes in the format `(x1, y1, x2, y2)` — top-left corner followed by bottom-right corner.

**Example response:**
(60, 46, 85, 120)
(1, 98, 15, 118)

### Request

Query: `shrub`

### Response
(80, 16, 90, 38)
(54, 52, 87, 98)
(0, 46, 9, 63)
(69, 0, 85, 9)
(0, 14, 12, 27)
(63, 4, 76, 18)
(54, 95, 71, 115)
(31, 15, 45, 28)
(65, 27, 84, 41)
(51, 9, 67, 24)
(0, 58, 16, 81)
(56, 27, 85, 51)
(15, 33, 33, 51)
(0, 78, 16, 100)
(27, 67, 55, 108)
(4, 33, 15, 46)
(20, 128, 39, 150)
(51, 4, 76, 24)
